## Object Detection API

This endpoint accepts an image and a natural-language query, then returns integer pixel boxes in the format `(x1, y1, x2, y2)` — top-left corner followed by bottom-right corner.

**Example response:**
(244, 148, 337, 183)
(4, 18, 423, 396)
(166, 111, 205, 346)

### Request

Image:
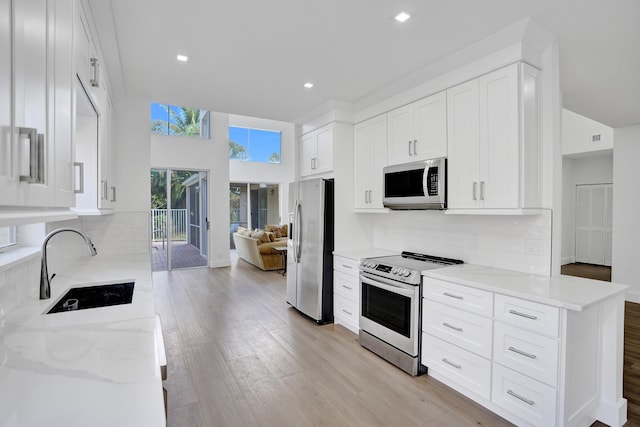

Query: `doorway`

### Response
(575, 183, 613, 266)
(151, 169, 208, 271)
(229, 182, 280, 249)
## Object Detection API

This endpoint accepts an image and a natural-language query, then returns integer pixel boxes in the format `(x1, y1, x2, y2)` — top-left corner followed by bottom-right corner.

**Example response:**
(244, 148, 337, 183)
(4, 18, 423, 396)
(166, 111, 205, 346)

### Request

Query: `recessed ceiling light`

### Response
(395, 12, 411, 23)
(303, 82, 314, 89)
(176, 54, 189, 62)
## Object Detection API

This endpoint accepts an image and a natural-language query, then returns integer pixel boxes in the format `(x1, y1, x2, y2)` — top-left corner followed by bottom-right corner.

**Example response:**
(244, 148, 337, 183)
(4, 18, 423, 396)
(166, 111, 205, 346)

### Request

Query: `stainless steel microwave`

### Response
(383, 158, 446, 210)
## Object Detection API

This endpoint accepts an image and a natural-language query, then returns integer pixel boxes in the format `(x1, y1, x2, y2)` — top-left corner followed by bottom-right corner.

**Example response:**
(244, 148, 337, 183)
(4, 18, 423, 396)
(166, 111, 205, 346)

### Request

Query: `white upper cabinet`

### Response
(387, 91, 446, 166)
(300, 123, 333, 177)
(354, 114, 387, 210)
(52, 0, 76, 208)
(447, 63, 540, 212)
(0, 0, 14, 205)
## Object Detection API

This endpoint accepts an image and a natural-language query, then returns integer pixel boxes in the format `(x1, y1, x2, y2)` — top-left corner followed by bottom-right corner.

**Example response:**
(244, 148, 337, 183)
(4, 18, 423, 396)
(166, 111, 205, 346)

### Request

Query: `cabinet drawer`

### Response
(492, 363, 557, 427)
(334, 271, 359, 300)
(422, 333, 491, 400)
(334, 256, 360, 276)
(423, 277, 493, 317)
(494, 294, 560, 338)
(334, 293, 359, 326)
(422, 299, 492, 359)
(493, 322, 559, 387)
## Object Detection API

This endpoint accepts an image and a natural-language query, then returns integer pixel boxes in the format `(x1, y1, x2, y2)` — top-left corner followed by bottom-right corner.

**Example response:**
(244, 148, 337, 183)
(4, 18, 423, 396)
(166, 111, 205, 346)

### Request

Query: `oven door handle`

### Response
(360, 273, 416, 298)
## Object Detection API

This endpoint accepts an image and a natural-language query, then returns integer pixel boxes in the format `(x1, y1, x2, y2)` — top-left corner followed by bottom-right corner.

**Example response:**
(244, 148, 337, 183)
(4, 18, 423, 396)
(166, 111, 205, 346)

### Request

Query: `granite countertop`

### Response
(0, 253, 165, 427)
(425, 263, 628, 311)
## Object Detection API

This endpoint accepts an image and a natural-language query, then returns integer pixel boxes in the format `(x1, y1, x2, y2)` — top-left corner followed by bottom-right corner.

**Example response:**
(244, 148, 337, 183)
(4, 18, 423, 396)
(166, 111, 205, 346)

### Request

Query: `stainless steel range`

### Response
(359, 251, 463, 375)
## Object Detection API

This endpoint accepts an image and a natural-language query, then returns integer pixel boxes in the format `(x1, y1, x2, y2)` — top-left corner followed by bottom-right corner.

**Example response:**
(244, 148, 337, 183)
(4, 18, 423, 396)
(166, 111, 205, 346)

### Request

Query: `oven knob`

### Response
(396, 268, 404, 276)
(403, 270, 411, 277)
(391, 267, 398, 274)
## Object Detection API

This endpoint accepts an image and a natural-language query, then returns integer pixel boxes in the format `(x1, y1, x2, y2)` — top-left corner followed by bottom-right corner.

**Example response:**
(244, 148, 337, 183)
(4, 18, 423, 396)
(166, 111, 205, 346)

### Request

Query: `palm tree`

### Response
(151, 105, 203, 136)
(229, 140, 248, 160)
(268, 152, 280, 163)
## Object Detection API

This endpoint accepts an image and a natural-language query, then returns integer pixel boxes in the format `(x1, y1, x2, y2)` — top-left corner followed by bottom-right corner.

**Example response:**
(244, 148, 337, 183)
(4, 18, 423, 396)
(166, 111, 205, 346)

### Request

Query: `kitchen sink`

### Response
(46, 281, 135, 314)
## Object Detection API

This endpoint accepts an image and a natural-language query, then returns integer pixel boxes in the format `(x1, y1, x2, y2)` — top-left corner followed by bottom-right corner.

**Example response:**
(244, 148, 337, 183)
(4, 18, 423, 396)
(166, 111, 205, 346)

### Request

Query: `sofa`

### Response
(233, 225, 288, 271)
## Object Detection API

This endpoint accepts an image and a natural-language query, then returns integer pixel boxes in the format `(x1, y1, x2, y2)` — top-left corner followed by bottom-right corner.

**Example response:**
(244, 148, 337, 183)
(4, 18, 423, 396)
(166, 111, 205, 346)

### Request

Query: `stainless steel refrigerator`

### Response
(286, 178, 334, 323)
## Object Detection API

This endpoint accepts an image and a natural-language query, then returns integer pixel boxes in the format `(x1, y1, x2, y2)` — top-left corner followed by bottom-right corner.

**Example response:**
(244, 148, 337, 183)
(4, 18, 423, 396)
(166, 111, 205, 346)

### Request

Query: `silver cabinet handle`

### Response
(508, 309, 538, 320)
(442, 358, 462, 369)
(342, 264, 352, 269)
(18, 127, 45, 184)
(110, 186, 116, 202)
(413, 139, 418, 156)
(473, 182, 477, 200)
(342, 285, 353, 290)
(507, 389, 535, 406)
(408, 140, 412, 156)
(90, 57, 100, 87)
(368, 190, 372, 204)
(443, 292, 463, 300)
(443, 322, 463, 332)
(101, 180, 108, 200)
(480, 181, 485, 200)
(341, 309, 352, 316)
(74, 162, 84, 194)
(508, 346, 537, 359)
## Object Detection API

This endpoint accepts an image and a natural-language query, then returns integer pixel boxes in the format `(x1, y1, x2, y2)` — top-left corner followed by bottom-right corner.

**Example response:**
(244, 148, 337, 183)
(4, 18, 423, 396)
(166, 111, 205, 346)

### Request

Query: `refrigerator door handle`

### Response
(295, 201, 302, 263)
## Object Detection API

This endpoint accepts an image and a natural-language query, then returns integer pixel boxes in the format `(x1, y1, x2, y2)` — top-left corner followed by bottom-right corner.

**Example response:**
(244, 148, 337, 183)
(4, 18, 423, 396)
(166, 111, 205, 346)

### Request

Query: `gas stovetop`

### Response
(360, 251, 463, 285)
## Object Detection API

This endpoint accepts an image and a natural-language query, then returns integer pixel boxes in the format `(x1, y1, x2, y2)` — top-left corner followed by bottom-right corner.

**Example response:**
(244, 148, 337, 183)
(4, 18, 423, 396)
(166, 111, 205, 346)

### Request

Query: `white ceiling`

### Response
(90, 0, 640, 128)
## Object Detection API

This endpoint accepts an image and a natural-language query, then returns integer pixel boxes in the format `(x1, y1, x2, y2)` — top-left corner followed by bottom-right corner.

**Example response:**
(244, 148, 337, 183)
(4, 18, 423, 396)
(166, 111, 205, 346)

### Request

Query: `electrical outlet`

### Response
(526, 239, 542, 255)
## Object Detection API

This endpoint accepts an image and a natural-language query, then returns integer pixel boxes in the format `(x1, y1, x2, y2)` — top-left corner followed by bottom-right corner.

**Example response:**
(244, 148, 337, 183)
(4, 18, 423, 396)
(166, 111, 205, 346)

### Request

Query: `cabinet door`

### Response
(0, 0, 17, 205)
(52, 0, 76, 207)
(14, 0, 54, 206)
(414, 91, 447, 160)
(479, 65, 519, 208)
(447, 80, 479, 209)
(387, 104, 414, 166)
(300, 132, 316, 177)
(354, 121, 372, 209)
(75, 7, 91, 93)
(355, 115, 387, 209)
(314, 125, 333, 174)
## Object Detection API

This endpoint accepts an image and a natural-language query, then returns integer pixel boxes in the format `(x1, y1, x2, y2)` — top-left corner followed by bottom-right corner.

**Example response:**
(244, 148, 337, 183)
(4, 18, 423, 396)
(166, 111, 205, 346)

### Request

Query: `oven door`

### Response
(359, 272, 420, 356)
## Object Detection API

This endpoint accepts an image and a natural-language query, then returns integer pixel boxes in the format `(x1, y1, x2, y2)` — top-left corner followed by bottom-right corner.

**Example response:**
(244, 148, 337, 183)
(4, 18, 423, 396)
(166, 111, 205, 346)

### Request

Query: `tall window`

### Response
(150, 103, 210, 138)
(229, 126, 281, 163)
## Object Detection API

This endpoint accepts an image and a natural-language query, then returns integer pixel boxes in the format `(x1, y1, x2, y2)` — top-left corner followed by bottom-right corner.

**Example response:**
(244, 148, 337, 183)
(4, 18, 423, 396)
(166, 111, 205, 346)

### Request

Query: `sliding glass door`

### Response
(151, 169, 208, 271)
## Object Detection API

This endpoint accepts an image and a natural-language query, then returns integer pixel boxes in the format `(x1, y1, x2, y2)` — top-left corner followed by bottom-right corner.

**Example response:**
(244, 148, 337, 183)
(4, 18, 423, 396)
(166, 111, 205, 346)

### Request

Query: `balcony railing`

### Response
(151, 209, 187, 242)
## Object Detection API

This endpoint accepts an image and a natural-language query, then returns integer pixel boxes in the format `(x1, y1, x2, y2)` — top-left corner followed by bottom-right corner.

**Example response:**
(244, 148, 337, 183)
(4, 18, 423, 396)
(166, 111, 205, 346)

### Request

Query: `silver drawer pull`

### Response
(342, 285, 353, 290)
(508, 309, 538, 320)
(342, 264, 353, 269)
(443, 292, 463, 300)
(507, 389, 535, 406)
(341, 309, 353, 316)
(442, 358, 462, 369)
(508, 346, 537, 359)
(442, 322, 463, 332)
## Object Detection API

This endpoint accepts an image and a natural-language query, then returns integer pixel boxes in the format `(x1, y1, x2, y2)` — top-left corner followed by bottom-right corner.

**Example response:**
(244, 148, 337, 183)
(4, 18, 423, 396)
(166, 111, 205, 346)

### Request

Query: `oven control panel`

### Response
(360, 260, 418, 283)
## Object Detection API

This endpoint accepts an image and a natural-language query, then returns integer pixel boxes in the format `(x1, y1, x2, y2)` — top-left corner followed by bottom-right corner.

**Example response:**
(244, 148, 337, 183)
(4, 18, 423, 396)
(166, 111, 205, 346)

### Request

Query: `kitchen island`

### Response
(0, 253, 165, 427)
(422, 264, 627, 427)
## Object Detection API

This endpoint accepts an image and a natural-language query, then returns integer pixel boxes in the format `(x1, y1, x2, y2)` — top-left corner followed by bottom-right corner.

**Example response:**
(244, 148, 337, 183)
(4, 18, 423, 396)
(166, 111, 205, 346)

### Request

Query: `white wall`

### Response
(562, 109, 614, 156)
(150, 112, 230, 267)
(612, 125, 640, 301)
(561, 153, 613, 264)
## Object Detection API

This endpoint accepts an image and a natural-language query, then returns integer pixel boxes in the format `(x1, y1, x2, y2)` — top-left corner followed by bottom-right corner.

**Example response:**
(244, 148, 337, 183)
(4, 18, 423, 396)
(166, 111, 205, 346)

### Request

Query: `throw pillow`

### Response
(264, 231, 276, 242)
(251, 230, 271, 244)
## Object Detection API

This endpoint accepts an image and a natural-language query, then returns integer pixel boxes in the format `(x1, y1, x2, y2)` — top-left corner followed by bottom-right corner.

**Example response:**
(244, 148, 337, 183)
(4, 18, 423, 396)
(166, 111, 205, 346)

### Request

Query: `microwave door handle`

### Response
(422, 165, 429, 198)
(360, 274, 416, 298)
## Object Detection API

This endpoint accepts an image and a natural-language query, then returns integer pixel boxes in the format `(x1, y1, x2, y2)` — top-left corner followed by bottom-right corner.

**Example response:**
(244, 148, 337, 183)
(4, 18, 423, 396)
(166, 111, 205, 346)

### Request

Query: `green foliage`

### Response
(150, 169, 196, 209)
(268, 152, 280, 163)
(151, 105, 203, 137)
(229, 139, 248, 160)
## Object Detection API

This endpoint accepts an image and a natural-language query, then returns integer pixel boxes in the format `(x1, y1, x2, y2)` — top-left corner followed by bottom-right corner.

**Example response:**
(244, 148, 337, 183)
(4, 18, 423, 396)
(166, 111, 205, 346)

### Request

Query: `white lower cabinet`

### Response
(333, 255, 360, 333)
(422, 275, 616, 427)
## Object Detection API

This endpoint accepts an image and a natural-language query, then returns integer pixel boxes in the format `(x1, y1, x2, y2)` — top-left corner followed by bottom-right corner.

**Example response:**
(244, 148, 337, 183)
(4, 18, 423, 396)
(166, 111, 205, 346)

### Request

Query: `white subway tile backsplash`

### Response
(372, 210, 552, 275)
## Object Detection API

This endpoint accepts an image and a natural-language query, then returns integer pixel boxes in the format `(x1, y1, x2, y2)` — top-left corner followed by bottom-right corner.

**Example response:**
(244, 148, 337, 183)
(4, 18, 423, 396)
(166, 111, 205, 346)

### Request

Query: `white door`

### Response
(300, 132, 316, 176)
(575, 184, 613, 265)
(354, 121, 372, 209)
(387, 103, 414, 166)
(414, 91, 447, 160)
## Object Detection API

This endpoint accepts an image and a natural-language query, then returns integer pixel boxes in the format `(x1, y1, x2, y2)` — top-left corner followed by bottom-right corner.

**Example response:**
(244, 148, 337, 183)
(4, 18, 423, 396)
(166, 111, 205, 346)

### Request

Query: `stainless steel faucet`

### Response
(40, 228, 98, 299)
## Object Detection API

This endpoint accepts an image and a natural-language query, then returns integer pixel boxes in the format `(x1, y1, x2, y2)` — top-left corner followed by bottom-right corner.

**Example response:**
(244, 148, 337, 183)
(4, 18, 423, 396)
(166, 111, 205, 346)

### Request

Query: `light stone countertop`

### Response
(333, 248, 398, 261)
(0, 253, 165, 427)
(424, 263, 628, 311)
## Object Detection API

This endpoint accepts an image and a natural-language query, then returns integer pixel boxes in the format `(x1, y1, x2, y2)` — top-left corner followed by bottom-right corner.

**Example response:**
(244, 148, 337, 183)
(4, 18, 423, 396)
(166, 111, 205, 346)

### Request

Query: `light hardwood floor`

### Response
(153, 259, 515, 427)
